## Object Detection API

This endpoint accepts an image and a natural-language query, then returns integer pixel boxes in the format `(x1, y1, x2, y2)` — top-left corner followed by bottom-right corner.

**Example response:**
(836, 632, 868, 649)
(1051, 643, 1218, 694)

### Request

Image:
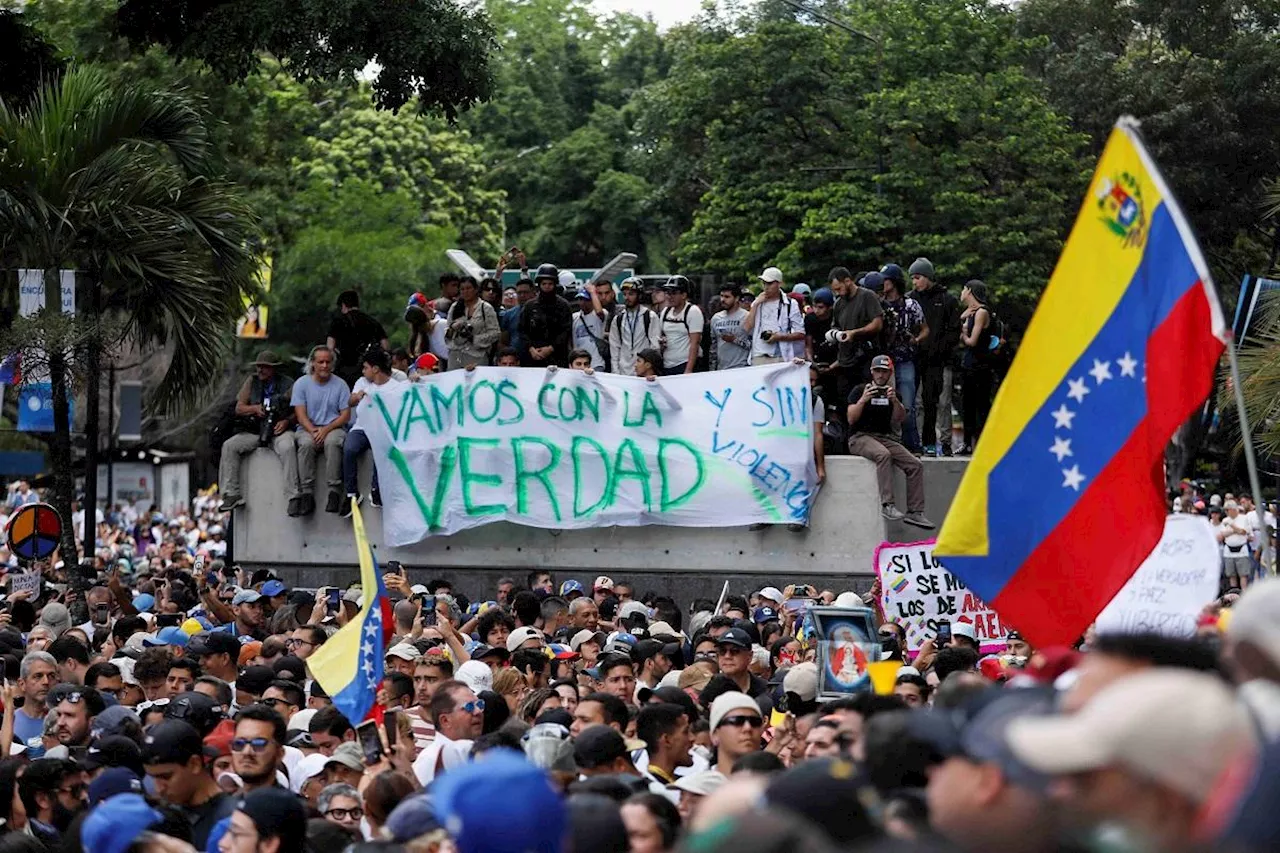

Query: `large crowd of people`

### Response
(0, 543, 1274, 853)
(217, 256, 1004, 526)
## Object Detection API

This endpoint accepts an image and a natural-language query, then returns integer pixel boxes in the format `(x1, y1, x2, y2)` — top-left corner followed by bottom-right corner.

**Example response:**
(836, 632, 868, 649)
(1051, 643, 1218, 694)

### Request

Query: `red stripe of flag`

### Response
(992, 283, 1222, 647)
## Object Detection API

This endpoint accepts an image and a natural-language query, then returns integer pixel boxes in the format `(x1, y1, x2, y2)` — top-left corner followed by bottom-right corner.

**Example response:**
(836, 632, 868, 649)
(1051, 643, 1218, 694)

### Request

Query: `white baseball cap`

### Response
(670, 770, 728, 796)
(593, 576, 615, 591)
(756, 587, 784, 605)
(951, 620, 978, 642)
(759, 267, 784, 284)
(385, 642, 422, 662)
(506, 626, 546, 653)
(1006, 669, 1254, 803)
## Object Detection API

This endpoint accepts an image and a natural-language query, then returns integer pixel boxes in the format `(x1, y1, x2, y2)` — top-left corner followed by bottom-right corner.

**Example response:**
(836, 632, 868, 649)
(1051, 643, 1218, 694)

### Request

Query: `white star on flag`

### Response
(1049, 436, 1073, 462)
(1089, 359, 1113, 384)
(1117, 352, 1138, 377)
(361, 642, 373, 656)
(1052, 404, 1076, 430)
(1066, 377, 1090, 403)
(362, 660, 374, 675)
(364, 622, 378, 637)
(1062, 465, 1086, 491)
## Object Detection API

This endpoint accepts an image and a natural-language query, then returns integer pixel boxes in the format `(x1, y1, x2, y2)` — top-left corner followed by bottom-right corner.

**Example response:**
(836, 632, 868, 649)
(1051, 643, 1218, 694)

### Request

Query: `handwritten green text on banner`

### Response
(361, 364, 819, 545)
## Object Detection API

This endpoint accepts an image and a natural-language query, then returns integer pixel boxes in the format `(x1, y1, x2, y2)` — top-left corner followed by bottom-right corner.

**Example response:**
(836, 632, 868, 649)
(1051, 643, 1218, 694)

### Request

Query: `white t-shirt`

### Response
(429, 314, 450, 360)
(660, 304, 705, 369)
(1220, 517, 1250, 558)
(572, 311, 607, 369)
(750, 296, 804, 360)
(413, 731, 473, 785)
(349, 374, 406, 432)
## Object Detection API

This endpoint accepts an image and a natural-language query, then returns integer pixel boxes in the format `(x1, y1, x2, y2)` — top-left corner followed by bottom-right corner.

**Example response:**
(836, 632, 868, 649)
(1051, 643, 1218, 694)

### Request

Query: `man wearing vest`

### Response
(610, 278, 661, 376)
(744, 267, 805, 366)
(847, 355, 934, 529)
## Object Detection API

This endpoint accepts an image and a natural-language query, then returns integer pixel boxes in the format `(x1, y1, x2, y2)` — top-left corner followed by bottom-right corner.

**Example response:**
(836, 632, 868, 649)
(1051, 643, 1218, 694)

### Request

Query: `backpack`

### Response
(986, 308, 1013, 375)
(612, 309, 654, 349)
(660, 304, 710, 370)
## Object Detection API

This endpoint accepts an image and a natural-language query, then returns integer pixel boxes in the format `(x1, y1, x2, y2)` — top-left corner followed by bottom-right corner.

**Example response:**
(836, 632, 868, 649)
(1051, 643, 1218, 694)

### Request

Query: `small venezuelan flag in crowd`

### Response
(308, 500, 394, 724)
(935, 116, 1227, 647)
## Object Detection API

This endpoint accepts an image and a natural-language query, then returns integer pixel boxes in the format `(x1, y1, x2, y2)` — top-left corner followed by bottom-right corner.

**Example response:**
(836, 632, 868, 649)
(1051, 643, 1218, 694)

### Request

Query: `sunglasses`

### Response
(46, 688, 85, 709)
(261, 697, 295, 711)
(718, 715, 763, 729)
(232, 737, 272, 753)
(459, 699, 486, 714)
(325, 807, 364, 821)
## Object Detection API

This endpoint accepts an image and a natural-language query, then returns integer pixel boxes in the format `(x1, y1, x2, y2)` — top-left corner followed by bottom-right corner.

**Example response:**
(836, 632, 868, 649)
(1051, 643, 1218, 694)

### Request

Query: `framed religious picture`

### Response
(809, 606, 881, 700)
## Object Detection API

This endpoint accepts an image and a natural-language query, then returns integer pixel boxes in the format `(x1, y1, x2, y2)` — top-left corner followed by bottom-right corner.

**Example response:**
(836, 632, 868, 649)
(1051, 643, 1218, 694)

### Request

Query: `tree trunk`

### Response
(82, 331, 100, 554)
(48, 349, 77, 565)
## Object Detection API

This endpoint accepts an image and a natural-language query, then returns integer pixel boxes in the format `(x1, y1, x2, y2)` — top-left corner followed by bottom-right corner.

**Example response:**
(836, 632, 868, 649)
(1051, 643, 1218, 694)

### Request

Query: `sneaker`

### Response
(787, 523, 807, 533)
(903, 512, 935, 529)
(286, 497, 302, 518)
(748, 522, 768, 532)
(923, 444, 938, 457)
(882, 504, 905, 521)
(218, 496, 246, 513)
(940, 445, 953, 458)
(370, 490, 382, 508)
(325, 491, 342, 514)
(300, 494, 317, 516)
(339, 494, 357, 519)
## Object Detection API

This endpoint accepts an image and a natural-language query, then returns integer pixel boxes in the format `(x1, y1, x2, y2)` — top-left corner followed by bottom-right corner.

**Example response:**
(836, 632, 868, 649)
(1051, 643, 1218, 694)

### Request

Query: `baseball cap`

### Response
(869, 354, 894, 371)
(759, 267, 784, 284)
(952, 620, 978, 642)
(756, 586, 784, 604)
(630, 639, 680, 668)
(753, 605, 778, 624)
(141, 719, 203, 766)
(618, 600, 649, 621)
(142, 625, 190, 648)
(412, 352, 440, 374)
(791, 283, 811, 296)
(522, 723, 577, 774)
(83, 735, 144, 776)
(261, 580, 288, 597)
(470, 644, 509, 662)
(709, 691, 762, 730)
(765, 758, 876, 844)
(575, 290, 591, 301)
(431, 751, 565, 853)
(570, 629, 606, 652)
(1006, 670, 1252, 802)
(559, 580, 585, 598)
(880, 263, 905, 284)
(662, 276, 690, 293)
(507, 626, 546, 652)
(325, 741, 365, 772)
(164, 691, 226, 737)
(91, 705, 141, 741)
(646, 621, 684, 641)
(187, 631, 240, 658)
(232, 589, 262, 606)
(237, 665, 276, 697)
(1227, 577, 1280, 668)
(593, 576, 615, 591)
(573, 724, 629, 770)
(812, 287, 835, 306)
(670, 770, 727, 796)
(384, 792, 442, 842)
(87, 766, 143, 805)
(81, 793, 162, 853)
(782, 662, 819, 703)
(238, 788, 308, 848)
(386, 642, 423, 662)
(131, 594, 155, 613)
(716, 627, 753, 649)
(290, 753, 328, 794)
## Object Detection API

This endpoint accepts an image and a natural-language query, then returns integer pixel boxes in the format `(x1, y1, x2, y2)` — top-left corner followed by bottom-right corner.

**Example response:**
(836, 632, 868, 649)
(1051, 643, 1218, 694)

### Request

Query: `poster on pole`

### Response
(361, 364, 819, 544)
(1093, 514, 1220, 638)
(876, 539, 1009, 653)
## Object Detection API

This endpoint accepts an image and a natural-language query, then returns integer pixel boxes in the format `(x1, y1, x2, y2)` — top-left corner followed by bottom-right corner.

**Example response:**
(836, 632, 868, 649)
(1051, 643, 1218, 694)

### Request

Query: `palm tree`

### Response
(0, 67, 259, 559)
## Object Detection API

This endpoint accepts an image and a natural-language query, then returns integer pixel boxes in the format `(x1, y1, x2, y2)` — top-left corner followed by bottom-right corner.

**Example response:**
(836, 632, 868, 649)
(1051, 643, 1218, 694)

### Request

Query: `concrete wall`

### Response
(231, 450, 966, 602)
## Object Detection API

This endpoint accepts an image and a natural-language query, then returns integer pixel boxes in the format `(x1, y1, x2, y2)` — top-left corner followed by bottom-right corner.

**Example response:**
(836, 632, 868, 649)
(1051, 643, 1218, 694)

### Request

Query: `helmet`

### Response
(534, 263, 560, 283)
(558, 270, 578, 290)
(663, 275, 691, 294)
(620, 277, 643, 291)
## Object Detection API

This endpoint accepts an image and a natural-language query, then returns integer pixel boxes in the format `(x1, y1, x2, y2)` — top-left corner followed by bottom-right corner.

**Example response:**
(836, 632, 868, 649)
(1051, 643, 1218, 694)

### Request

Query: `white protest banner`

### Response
(1094, 514, 1220, 638)
(876, 539, 1008, 653)
(361, 363, 818, 544)
(8, 569, 41, 600)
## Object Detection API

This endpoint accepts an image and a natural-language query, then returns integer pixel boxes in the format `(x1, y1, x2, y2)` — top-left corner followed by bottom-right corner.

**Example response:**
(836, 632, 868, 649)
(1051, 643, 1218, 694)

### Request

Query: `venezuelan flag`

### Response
(308, 500, 394, 724)
(935, 117, 1226, 647)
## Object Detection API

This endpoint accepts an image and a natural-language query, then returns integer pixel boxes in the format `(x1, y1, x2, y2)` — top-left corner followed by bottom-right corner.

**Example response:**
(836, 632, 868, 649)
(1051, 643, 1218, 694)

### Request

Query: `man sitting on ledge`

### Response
(847, 354, 934, 529)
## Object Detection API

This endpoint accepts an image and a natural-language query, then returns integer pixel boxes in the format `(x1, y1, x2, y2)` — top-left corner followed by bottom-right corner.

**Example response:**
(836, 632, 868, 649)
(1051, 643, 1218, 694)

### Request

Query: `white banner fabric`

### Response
(361, 364, 819, 545)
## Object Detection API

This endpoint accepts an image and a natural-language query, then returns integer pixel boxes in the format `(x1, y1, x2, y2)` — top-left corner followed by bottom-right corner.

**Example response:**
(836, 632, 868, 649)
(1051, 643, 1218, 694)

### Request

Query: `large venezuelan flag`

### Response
(935, 117, 1226, 647)
(308, 500, 394, 724)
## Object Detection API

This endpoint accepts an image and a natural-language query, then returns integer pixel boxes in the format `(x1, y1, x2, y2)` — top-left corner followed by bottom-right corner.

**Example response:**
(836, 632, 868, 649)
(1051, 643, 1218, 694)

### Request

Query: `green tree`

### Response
(0, 67, 258, 552)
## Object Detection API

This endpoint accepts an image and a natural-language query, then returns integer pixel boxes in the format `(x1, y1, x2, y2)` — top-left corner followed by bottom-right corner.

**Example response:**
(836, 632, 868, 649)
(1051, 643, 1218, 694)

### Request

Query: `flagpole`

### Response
(1224, 333, 1272, 575)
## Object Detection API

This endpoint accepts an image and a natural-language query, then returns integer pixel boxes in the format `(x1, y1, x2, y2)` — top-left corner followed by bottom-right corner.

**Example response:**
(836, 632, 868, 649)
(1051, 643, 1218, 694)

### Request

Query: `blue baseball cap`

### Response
(87, 767, 143, 806)
(81, 793, 162, 853)
(143, 626, 189, 648)
(385, 793, 442, 842)
(432, 752, 565, 853)
(231, 589, 262, 606)
(559, 580, 585, 598)
(260, 580, 288, 597)
(132, 593, 155, 613)
(753, 605, 779, 624)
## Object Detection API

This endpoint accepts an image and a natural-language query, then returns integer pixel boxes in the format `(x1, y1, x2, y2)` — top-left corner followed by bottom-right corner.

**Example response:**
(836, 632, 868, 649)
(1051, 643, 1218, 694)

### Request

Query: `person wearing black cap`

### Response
(574, 724, 642, 779)
(657, 276, 704, 375)
(827, 265, 884, 411)
(166, 691, 228, 738)
(83, 735, 145, 778)
(189, 632, 241, 690)
(219, 787, 308, 853)
(143, 719, 236, 848)
(909, 257, 961, 457)
(714, 628, 768, 698)
(631, 640, 678, 699)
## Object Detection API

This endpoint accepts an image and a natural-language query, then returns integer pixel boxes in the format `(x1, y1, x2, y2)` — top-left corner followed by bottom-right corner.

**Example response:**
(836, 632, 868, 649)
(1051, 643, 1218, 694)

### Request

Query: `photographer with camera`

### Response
(744, 267, 804, 366)
(445, 276, 501, 370)
(847, 355, 933, 529)
(828, 267, 885, 415)
(217, 350, 296, 513)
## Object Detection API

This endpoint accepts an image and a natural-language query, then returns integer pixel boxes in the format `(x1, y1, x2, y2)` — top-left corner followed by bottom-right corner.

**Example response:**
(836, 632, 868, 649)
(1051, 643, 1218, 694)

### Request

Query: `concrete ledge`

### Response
(230, 450, 966, 600)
